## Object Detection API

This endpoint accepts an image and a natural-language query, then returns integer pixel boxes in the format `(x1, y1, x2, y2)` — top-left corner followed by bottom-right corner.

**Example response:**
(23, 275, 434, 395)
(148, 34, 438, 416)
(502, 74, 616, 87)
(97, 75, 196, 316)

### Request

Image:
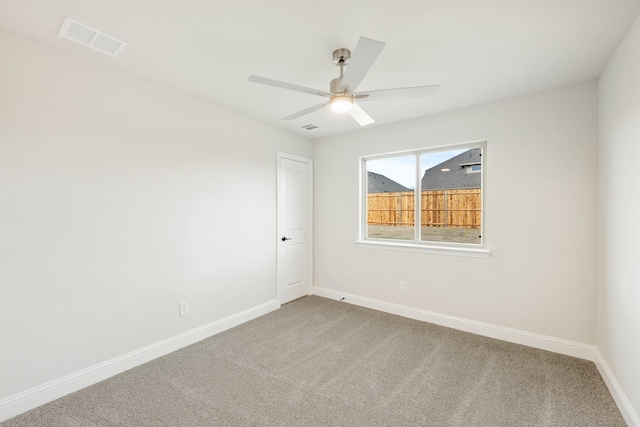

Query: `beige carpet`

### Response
(2, 296, 626, 426)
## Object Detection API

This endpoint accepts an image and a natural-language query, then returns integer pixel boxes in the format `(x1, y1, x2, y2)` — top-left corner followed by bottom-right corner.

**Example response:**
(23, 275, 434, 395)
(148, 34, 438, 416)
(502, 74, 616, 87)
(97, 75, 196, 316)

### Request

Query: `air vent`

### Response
(58, 17, 127, 57)
(300, 123, 323, 133)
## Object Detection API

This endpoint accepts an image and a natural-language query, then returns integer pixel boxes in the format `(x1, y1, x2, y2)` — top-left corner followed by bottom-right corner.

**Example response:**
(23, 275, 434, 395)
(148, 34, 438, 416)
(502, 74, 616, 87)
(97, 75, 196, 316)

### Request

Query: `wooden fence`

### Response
(367, 189, 481, 229)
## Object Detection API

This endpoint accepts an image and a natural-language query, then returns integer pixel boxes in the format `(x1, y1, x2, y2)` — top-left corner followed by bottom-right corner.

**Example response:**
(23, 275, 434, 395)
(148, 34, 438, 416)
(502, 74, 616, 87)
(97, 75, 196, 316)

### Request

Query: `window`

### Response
(465, 164, 482, 173)
(359, 142, 489, 257)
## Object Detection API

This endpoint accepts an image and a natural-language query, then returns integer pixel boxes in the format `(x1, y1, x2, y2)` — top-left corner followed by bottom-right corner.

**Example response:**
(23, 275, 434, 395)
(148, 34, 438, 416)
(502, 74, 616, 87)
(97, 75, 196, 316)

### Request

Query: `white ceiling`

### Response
(1, 0, 639, 139)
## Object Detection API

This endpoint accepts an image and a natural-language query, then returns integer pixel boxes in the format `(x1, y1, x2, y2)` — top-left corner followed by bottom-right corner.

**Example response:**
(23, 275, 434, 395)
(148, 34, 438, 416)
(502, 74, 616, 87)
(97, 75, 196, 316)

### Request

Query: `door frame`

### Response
(276, 151, 313, 305)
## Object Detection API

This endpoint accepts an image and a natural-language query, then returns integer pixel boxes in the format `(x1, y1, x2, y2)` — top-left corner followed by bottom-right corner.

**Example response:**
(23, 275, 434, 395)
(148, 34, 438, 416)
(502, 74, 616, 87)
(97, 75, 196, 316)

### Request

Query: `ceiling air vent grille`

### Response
(58, 17, 127, 57)
(300, 124, 323, 133)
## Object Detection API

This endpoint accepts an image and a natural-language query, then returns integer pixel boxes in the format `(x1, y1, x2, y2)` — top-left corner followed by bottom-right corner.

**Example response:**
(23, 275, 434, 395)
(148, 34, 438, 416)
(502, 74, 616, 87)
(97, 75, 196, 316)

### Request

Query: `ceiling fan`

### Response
(248, 37, 440, 127)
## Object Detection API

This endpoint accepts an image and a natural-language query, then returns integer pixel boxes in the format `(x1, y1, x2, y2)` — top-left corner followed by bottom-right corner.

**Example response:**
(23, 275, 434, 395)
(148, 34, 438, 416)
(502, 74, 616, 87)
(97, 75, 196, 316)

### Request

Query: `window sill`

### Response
(355, 240, 491, 258)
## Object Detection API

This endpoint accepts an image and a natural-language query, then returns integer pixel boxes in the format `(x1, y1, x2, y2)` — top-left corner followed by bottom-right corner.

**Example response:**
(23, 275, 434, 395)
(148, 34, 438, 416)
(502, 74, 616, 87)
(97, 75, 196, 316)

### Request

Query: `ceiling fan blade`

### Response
(347, 103, 375, 126)
(338, 37, 386, 93)
(282, 101, 329, 120)
(248, 75, 331, 98)
(357, 84, 441, 101)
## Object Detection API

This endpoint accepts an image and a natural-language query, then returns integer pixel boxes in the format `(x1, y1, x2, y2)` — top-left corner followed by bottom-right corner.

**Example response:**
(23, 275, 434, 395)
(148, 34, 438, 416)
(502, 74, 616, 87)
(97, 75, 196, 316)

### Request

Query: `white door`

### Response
(277, 152, 313, 304)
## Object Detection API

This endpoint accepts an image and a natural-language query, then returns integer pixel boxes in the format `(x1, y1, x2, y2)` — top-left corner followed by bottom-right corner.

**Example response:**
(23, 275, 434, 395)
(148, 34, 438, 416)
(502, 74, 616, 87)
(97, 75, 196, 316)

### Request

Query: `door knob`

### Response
(281, 236, 292, 241)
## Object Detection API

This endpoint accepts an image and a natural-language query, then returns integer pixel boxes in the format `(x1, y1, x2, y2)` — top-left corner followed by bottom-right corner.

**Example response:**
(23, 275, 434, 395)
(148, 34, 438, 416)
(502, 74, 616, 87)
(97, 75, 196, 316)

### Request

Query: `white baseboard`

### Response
(594, 348, 640, 427)
(312, 286, 595, 360)
(0, 299, 280, 423)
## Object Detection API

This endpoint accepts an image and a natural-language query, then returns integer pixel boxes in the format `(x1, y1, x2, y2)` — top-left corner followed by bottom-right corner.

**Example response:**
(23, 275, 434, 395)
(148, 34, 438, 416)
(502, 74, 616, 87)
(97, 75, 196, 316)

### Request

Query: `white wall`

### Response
(0, 31, 312, 400)
(314, 82, 598, 344)
(598, 12, 640, 421)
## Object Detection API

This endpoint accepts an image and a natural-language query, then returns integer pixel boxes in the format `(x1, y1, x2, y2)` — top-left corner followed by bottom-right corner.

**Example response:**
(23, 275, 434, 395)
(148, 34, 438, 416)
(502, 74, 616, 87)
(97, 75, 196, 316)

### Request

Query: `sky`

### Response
(367, 149, 466, 188)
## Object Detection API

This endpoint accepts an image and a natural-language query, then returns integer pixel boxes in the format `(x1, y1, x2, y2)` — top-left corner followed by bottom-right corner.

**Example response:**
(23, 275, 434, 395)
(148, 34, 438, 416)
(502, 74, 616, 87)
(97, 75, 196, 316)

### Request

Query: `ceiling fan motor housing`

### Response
(330, 76, 344, 94)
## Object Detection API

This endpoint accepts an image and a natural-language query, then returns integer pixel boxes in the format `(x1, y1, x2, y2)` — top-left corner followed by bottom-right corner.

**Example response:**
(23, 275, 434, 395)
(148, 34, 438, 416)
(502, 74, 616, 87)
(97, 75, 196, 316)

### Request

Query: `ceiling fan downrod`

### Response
(330, 48, 351, 94)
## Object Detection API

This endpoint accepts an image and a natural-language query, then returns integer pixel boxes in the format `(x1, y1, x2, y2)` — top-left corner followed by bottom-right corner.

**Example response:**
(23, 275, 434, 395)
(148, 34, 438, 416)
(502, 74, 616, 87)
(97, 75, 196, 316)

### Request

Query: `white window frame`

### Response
(357, 140, 490, 258)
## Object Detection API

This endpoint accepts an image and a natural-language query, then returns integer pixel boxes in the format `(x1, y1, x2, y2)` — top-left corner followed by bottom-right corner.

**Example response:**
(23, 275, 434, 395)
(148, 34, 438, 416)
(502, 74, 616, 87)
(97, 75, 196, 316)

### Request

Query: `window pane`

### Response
(420, 148, 482, 245)
(366, 155, 415, 241)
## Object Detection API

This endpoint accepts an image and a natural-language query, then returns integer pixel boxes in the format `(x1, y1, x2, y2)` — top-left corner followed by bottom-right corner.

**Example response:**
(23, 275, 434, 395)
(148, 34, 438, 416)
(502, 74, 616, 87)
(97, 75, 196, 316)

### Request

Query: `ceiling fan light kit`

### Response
(248, 36, 441, 127)
(330, 95, 354, 113)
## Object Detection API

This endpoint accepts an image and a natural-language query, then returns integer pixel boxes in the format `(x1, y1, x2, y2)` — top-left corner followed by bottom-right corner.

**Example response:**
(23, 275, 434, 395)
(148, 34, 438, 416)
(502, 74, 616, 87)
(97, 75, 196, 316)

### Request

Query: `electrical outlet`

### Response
(179, 301, 190, 316)
(399, 281, 406, 292)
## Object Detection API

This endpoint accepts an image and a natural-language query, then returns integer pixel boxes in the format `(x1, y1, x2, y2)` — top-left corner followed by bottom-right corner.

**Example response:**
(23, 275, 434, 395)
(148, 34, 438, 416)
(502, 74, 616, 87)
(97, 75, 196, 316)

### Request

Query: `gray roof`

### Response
(421, 148, 482, 190)
(367, 171, 412, 193)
